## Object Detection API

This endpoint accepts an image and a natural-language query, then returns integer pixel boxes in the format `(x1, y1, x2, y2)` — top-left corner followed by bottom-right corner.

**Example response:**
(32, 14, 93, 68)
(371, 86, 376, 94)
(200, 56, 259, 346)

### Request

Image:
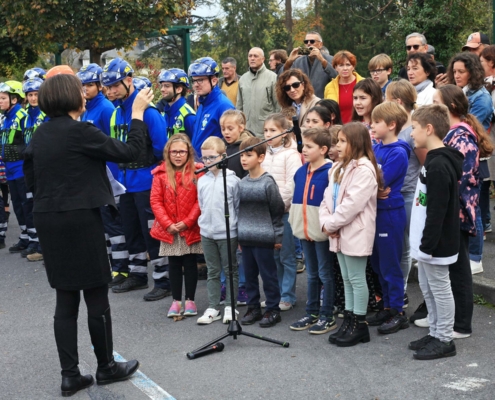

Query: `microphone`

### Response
(187, 342, 225, 360)
(292, 116, 303, 153)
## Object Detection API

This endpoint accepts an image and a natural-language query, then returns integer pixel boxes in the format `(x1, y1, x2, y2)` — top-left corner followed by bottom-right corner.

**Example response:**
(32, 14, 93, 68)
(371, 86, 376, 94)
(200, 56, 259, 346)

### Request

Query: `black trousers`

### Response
(449, 230, 473, 334)
(54, 285, 111, 377)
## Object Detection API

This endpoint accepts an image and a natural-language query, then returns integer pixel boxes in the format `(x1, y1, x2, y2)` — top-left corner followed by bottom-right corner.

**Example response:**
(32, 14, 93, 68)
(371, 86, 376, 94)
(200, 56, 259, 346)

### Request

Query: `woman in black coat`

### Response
(23, 74, 154, 397)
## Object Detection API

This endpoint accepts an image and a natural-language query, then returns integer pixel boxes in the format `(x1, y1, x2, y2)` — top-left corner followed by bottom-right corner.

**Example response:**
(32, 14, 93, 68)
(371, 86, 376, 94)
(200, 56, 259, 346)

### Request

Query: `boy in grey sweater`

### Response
(238, 137, 285, 327)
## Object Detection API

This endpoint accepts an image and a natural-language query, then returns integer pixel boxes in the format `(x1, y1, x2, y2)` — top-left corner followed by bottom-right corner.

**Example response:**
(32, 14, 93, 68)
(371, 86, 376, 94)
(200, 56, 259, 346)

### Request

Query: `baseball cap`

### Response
(462, 32, 490, 51)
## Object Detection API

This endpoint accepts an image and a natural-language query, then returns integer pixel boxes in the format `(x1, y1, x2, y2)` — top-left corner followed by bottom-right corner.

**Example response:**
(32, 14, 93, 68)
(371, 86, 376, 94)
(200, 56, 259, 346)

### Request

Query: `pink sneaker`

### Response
(184, 300, 197, 316)
(167, 300, 183, 317)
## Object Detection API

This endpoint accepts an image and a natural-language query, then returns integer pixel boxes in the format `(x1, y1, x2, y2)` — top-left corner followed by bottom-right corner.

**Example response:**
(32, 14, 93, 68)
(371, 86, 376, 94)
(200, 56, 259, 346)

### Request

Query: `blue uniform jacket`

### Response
(1, 104, 27, 180)
(373, 139, 411, 210)
(162, 97, 196, 139)
(192, 85, 234, 157)
(113, 90, 168, 192)
(81, 92, 118, 178)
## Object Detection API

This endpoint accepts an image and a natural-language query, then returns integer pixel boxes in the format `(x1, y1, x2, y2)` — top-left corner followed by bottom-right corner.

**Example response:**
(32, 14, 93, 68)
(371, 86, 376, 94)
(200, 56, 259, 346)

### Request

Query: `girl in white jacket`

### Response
(261, 113, 302, 310)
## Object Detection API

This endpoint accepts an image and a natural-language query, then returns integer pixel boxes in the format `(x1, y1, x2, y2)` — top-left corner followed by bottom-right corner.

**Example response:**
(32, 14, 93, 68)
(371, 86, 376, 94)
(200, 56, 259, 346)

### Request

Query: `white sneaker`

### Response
(261, 301, 266, 308)
(470, 260, 483, 275)
(197, 308, 221, 325)
(414, 317, 430, 328)
(279, 301, 294, 311)
(453, 331, 471, 339)
(223, 306, 239, 324)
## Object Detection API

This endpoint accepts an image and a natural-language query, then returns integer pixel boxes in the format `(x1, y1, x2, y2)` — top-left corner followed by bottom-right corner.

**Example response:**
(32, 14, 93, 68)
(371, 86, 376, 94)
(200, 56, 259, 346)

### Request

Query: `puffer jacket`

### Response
(323, 71, 364, 102)
(319, 158, 378, 256)
(150, 162, 204, 245)
(261, 142, 302, 212)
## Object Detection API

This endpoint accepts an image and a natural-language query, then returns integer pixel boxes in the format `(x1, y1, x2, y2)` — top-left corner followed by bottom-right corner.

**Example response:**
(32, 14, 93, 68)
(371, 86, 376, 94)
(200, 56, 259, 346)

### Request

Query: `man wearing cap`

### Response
(463, 32, 490, 56)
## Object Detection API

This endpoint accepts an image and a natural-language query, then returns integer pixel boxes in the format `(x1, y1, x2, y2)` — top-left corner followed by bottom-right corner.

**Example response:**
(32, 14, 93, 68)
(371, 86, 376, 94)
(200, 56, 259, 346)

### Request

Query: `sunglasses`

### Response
(406, 44, 421, 51)
(303, 39, 320, 45)
(283, 82, 303, 92)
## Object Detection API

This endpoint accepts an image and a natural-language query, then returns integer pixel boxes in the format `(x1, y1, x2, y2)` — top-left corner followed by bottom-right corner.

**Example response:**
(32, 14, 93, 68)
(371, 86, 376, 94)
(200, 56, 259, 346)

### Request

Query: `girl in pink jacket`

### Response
(320, 122, 381, 347)
(261, 113, 302, 310)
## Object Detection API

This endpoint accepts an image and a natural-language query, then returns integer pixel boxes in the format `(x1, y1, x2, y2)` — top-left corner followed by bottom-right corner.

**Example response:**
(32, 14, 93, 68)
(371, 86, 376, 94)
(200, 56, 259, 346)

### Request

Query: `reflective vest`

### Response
(22, 111, 46, 145)
(165, 103, 195, 138)
(110, 106, 156, 170)
(0, 108, 28, 162)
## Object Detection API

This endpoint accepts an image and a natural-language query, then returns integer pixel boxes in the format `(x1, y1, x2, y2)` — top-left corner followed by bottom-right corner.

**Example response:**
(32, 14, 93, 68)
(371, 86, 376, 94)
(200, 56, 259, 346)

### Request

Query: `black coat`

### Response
(23, 116, 147, 290)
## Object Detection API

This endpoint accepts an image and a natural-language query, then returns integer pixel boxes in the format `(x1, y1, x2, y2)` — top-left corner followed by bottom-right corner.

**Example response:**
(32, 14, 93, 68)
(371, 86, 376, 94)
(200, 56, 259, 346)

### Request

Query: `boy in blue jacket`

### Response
(368, 102, 411, 334)
(288, 128, 336, 335)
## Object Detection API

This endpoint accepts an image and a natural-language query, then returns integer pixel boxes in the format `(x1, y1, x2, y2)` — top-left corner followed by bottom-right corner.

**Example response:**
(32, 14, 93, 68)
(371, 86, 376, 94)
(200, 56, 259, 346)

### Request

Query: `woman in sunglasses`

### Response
(276, 69, 320, 129)
(323, 50, 364, 123)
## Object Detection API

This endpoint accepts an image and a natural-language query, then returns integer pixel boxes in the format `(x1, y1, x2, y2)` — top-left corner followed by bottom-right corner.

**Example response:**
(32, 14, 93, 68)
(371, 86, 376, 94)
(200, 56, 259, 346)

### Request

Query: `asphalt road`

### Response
(1, 221, 494, 400)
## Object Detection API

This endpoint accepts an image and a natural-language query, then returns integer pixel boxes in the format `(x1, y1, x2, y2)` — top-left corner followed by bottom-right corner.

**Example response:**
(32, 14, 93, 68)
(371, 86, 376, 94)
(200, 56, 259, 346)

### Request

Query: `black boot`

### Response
(335, 313, 370, 347)
(329, 310, 352, 344)
(88, 307, 140, 385)
(61, 375, 94, 397)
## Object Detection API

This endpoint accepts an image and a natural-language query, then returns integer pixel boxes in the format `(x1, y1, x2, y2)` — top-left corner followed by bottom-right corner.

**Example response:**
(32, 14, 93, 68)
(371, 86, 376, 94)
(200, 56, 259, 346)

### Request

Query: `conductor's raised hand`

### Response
(132, 87, 154, 120)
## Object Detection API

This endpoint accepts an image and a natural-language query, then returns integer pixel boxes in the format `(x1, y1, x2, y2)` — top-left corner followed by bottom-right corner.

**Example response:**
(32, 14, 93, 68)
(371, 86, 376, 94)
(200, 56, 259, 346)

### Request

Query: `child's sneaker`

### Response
(184, 300, 197, 316)
(197, 308, 221, 324)
(290, 314, 319, 331)
(223, 306, 239, 324)
(167, 300, 183, 318)
(309, 317, 337, 335)
(219, 284, 226, 305)
(237, 287, 248, 306)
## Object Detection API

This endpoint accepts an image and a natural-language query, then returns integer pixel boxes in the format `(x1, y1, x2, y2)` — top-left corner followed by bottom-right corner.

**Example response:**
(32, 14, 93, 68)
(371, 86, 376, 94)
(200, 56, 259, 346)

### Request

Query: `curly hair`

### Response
(276, 69, 314, 108)
(446, 52, 486, 91)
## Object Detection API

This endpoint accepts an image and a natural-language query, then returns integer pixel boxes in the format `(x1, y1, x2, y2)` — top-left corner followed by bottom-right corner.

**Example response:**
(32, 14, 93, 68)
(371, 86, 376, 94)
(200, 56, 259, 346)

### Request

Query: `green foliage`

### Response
(191, 0, 289, 73)
(0, 30, 38, 80)
(389, 0, 492, 71)
(0, 0, 193, 64)
(320, 0, 401, 76)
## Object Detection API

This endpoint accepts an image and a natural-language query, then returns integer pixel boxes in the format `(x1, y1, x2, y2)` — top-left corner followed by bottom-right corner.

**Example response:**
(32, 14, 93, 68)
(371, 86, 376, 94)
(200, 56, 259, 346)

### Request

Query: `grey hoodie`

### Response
(197, 168, 241, 240)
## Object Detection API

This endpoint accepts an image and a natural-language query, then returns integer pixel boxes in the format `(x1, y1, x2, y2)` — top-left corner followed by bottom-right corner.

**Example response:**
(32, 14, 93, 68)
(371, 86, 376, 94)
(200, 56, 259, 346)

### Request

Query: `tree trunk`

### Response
(90, 48, 104, 65)
(285, 0, 293, 52)
(315, 0, 321, 20)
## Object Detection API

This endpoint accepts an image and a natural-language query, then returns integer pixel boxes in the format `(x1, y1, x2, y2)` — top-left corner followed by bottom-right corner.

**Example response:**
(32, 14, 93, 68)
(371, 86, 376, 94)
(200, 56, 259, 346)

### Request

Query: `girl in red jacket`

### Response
(150, 133, 204, 318)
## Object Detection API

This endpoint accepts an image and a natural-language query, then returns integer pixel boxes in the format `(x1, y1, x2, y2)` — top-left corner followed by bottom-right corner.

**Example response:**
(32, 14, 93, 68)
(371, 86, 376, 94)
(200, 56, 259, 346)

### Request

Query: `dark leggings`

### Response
(168, 254, 198, 301)
(55, 285, 109, 320)
(0, 183, 8, 209)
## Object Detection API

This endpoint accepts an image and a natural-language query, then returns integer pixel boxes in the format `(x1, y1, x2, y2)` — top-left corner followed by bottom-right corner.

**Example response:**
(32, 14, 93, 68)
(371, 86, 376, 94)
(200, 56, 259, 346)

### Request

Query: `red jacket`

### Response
(150, 162, 204, 245)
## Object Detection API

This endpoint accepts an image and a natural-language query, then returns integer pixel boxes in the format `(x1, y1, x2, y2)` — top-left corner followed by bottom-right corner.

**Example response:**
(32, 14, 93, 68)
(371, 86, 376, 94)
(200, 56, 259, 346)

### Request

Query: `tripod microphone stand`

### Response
(187, 129, 293, 359)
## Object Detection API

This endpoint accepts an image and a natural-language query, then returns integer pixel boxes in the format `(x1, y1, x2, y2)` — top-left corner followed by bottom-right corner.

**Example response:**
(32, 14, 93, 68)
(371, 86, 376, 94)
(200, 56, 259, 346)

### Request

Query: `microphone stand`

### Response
(187, 129, 292, 359)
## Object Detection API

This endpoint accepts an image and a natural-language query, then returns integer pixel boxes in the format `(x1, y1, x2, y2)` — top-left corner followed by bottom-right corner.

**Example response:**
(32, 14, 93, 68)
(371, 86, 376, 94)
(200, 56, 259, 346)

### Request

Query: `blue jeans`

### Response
(468, 206, 483, 262)
(221, 247, 245, 288)
(274, 213, 297, 304)
(301, 239, 334, 317)
(294, 236, 303, 260)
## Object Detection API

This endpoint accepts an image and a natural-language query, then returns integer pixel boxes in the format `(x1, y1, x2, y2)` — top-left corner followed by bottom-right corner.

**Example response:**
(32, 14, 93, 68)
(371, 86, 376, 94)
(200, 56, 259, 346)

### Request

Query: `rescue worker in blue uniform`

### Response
(100, 58, 171, 301)
(189, 57, 235, 157)
(19, 77, 47, 261)
(0, 81, 35, 253)
(157, 68, 196, 139)
(77, 63, 130, 287)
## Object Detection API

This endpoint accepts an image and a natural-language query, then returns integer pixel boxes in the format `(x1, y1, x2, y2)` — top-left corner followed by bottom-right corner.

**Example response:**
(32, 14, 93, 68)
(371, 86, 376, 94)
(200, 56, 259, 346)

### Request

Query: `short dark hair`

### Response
(222, 57, 237, 67)
(38, 74, 84, 118)
(411, 104, 451, 140)
(269, 49, 288, 64)
(239, 136, 266, 156)
(302, 127, 332, 150)
(406, 52, 437, 81)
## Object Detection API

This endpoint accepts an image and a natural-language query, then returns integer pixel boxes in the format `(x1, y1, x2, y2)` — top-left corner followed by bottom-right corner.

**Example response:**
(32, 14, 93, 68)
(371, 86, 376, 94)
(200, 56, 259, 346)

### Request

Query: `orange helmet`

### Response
(46, 65, 75, 79)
